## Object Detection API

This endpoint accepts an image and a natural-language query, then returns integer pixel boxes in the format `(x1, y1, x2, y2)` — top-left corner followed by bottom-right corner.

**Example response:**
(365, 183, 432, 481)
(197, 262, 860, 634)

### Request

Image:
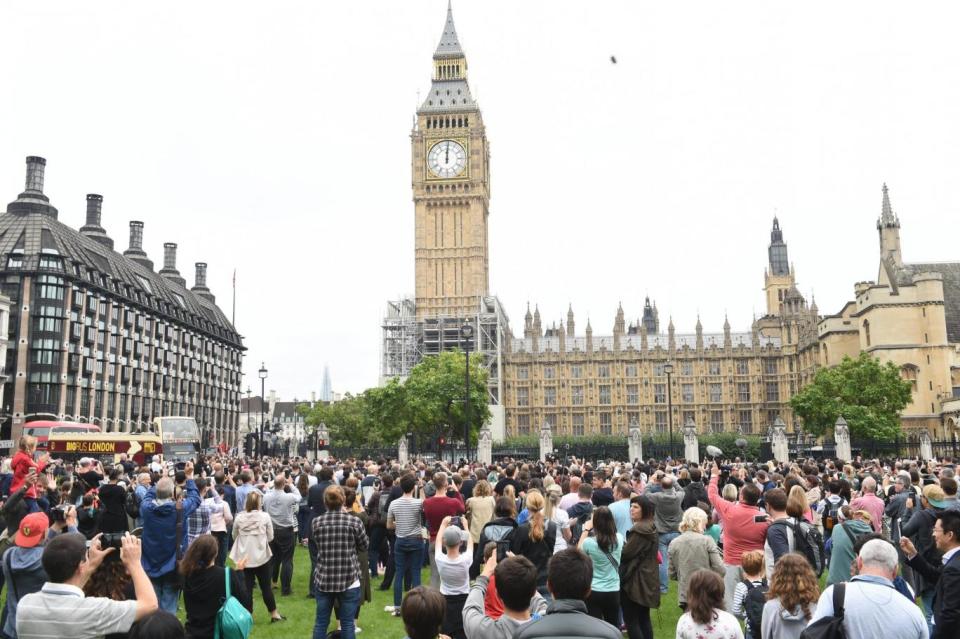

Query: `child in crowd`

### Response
(730, 550, 766, 639)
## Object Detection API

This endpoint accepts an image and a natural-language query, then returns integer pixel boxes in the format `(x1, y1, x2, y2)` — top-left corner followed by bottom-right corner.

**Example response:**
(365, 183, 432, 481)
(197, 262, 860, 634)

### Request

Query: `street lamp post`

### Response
(664, 362, 675, 459)
(461, 323, 474, 463)
(258, 363, 268, 459)
(245, 387, 251, 453)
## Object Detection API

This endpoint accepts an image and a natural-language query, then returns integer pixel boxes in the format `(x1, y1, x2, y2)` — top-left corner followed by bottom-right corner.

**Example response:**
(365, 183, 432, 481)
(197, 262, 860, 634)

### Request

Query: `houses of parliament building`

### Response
(382, 3, 960, 442)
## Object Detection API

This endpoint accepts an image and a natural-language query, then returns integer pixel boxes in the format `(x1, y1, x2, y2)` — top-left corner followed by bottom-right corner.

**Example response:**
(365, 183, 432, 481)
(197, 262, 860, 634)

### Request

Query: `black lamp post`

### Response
(258, 362, 268, 459)
(664, 362, 675, 459)
(461, 323, 474, 463)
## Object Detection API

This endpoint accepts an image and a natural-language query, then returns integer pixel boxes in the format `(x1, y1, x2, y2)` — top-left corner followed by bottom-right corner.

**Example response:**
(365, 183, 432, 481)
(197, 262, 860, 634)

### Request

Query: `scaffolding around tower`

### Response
(380, 295, 509, 441)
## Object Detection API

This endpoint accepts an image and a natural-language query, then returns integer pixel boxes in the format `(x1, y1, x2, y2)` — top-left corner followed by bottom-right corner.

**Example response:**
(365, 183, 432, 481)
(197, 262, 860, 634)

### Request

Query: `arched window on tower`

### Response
(901, 364, 918, 392)
(863, 320, 871, 347)
(457, 117, 462, 127)
(464, 117, 469, 127)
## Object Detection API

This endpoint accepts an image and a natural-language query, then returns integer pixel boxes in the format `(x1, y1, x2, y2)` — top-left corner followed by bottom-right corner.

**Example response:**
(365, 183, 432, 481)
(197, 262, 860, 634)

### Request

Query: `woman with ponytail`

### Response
(181, 534, 252, 639)
(509, 490, 556, 599)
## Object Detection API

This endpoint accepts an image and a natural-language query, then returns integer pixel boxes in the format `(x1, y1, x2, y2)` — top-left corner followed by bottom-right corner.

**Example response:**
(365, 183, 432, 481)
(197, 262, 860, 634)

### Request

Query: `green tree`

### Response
(402, 350, 490, 446)
(789, 352, 912, 440)
(364, 378, 413, 443)
(303, 392, 381, 448)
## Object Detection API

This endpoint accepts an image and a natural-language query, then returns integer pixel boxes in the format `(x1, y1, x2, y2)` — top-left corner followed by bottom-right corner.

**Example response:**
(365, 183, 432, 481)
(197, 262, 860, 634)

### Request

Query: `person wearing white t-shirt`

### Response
(435, 516, 473, 639)
(545, 485, 572, 553)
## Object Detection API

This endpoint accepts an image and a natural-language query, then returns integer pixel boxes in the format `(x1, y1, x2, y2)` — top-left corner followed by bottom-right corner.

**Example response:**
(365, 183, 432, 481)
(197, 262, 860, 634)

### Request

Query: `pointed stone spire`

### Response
(585, 318, 593, 353)
(879, 182, 898, 226)
(695, 315, 704, 351)
(567, 304, 575, 337)
(614, 302, 625, 335)
(723, 314, 732, 350)
(533, 304, 542, 336)
(877, 183, 903, 268)
(434, 0, 463, 57)
(668, 316, 676, 352)
(558, 319, 566, 352)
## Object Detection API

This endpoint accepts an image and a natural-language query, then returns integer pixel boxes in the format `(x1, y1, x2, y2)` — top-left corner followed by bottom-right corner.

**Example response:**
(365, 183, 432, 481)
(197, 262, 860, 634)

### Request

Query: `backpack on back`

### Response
(215, 567, 254, 639)
(822, 499, 842, 533)
(125, 490, 141, 519)
(774, 519, 826, 576)
(800, 582, 846, 639)
(741, 579, 769, 639)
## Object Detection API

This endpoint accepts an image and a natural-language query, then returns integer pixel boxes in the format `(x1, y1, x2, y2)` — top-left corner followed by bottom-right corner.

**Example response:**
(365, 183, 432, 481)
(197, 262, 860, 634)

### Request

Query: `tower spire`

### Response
(877, 182, 903, 268)
(879, 182, 898, 226)
(768, 216, 789, 276)
(435, 1, 463, 58)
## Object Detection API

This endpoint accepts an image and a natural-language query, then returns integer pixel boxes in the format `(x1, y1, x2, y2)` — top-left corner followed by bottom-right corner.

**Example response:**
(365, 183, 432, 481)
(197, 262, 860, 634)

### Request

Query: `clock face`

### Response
(427, 140, 467, 178)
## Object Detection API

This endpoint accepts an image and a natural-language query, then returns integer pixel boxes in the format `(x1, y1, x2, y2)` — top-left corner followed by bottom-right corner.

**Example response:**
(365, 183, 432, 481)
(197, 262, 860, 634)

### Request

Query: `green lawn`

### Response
(248, 546, 684, 639)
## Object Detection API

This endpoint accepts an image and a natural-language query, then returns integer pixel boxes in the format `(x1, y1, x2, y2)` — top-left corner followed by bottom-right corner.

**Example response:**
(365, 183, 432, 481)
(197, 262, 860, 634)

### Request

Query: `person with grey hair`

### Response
(140, 463, 201, 614)
(808, 539, 927, 638)
(644, 473, 685, 594)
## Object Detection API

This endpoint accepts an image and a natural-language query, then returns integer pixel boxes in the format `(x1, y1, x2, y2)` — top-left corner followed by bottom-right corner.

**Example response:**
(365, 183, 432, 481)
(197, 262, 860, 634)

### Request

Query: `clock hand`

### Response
(445, 143, 449, 164)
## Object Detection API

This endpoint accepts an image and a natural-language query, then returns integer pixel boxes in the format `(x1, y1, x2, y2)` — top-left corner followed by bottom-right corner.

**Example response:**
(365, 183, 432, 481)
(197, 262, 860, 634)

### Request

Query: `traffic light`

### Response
(438, 436, 445, 447)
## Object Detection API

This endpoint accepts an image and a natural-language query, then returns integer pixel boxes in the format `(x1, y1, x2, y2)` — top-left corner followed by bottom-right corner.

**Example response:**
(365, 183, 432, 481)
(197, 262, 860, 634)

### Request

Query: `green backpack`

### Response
(214, 567, 253, 639)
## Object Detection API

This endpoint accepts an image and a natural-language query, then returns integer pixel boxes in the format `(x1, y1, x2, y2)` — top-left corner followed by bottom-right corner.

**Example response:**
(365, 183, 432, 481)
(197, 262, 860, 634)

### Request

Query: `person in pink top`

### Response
(849, 476, 885, 533)
(706, 461, 769, 613)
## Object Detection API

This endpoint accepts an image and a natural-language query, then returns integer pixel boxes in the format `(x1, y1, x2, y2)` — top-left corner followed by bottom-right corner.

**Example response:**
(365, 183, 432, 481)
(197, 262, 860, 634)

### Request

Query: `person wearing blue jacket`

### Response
(140, 461, 201, 613)
(1, 512, 50, 639)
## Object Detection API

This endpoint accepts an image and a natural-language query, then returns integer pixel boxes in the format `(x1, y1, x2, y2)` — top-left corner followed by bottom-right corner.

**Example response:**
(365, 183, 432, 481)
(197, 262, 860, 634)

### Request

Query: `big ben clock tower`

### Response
(412, 2, 490, 320)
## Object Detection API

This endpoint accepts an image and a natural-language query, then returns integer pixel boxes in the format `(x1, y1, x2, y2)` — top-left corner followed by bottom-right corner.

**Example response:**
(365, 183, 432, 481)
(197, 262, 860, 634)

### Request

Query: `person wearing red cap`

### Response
(1, 512, 49, 639)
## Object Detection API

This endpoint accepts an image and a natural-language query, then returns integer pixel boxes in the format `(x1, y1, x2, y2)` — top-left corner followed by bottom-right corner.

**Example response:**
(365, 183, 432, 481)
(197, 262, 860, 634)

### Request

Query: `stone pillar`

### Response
(834, 416, 851, 462)
(771, 416, 789, 463)
(539, 421, 554, 462)
(628, 417, 643, 463)
(682, 418, 699, 465)
(317, 422, 330, 461)
(920, 430, 934, 461)
(398, 436, 409, 466)
(477, 427, 492, 466)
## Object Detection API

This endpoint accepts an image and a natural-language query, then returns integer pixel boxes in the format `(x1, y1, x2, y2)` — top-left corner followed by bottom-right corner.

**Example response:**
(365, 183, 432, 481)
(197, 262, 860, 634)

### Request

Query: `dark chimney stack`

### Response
(124, 221, 154, 270)
(85, 194, 103, 227)
(129, 221, 144, 251)
(24, 156, 46, 193)
(163, 243, 178, 271)
(7, 156, 57, 217)
(159, 242, 186, 286)
(79, 194, 113, 249)
(195, 262, 207, 289)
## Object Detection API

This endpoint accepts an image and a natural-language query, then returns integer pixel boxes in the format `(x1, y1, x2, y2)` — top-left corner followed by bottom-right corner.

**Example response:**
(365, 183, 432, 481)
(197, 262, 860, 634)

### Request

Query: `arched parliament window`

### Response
(863, 320, 871, 346)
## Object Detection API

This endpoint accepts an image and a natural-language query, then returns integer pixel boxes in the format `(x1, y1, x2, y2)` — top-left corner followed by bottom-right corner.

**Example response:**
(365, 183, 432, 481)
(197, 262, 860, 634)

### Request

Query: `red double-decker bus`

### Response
(23, 420, 101, 451)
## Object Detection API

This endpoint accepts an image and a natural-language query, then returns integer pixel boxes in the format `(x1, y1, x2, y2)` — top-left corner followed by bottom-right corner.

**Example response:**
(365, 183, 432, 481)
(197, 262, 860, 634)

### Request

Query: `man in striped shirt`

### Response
(387, 474, 424, 613)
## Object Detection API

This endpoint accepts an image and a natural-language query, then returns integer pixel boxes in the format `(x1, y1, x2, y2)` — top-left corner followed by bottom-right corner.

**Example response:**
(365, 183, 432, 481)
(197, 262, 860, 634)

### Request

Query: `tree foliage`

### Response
(789, 352, 912, 440)
(303, 351, 490, 448)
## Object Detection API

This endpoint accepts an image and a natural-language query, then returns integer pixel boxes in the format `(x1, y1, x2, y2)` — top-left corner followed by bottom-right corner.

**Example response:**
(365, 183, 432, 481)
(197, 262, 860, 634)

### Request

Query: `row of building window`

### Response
(515, 358, 782, 380)
(514, 381, 780, 406)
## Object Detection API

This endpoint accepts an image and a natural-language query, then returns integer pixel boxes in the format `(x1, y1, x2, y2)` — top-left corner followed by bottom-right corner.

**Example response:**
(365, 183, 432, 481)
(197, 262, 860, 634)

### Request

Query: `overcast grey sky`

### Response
(1, 2, 957, 399)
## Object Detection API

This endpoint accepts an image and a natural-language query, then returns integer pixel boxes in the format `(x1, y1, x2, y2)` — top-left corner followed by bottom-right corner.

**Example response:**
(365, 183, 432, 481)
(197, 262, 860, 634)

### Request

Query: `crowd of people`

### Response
(0, 431, 958, 639)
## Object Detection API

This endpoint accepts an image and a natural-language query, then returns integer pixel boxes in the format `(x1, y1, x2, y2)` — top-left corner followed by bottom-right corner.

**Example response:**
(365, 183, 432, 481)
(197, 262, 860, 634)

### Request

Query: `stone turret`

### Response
(695, 316, 704, 351)
(567, 304, 575, 337)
